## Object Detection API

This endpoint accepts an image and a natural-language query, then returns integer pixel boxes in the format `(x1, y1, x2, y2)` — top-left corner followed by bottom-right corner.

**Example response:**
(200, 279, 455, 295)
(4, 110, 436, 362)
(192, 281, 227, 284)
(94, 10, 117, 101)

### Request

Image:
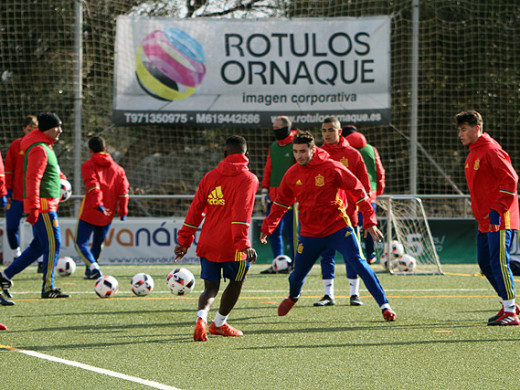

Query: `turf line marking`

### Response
(0, 344, 181, 390)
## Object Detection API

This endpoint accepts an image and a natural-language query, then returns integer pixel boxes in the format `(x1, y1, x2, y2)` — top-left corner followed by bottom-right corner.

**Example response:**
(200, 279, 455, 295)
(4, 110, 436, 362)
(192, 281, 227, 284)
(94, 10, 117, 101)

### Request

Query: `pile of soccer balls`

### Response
(380, 240, 417, 273)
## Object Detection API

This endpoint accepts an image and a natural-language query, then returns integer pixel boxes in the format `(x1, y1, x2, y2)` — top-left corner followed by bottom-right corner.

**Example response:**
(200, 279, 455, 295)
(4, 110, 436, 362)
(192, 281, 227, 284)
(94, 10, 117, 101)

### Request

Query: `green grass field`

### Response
(1, 264, 519, 390)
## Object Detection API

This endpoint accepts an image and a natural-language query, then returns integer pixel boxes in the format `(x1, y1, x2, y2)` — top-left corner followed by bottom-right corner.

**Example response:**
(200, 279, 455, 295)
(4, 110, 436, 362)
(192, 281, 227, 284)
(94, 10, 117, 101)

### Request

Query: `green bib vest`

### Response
(269, 141, 295, 187)
(24, 142, 61, 198)
(358, 144, 377, 192)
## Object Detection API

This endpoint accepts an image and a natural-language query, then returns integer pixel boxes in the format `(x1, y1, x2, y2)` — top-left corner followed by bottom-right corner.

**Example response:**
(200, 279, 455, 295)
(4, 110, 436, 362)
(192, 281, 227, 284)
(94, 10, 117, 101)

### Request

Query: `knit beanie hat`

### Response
(37, 112, 62, 131)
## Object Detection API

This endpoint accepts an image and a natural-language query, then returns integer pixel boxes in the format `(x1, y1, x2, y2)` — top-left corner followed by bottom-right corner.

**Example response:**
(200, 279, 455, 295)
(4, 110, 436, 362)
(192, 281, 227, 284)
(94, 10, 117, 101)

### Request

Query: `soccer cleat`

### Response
(366, 257, 377, 265)
(382, 308, 397, 321)
(350, 295, 363, 306)
(0, 295, 14, 306)
(278, 297, 297, 316)
(0, 272, 13, 298)
(488, 304, 520, 324)
(314, 295, 335, 306)
(41, 288, 69, 299)
(487, 312, 520, 326)
(84, 268, 102, 280)
(0, 323, 7, 331)
(260, 265, 277, 274)
(208, 322, 243, 337)
(36, 262, 43, 273)
(193, 318, 208, 341)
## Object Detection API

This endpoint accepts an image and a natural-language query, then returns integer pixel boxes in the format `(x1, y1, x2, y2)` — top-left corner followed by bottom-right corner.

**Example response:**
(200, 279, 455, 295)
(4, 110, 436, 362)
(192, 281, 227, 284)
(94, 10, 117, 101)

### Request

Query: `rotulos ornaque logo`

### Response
(135, 27, 206, 101)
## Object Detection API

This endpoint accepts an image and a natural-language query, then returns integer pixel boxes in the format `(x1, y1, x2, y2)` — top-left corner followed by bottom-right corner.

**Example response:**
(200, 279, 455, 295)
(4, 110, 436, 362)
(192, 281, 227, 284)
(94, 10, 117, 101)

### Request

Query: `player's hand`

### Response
(174, 245, 188, 262)
(260, 188, 271, 210)
(488, 210, 500, 232)
(120, 215, 127, 221)
(27, 209, 39, 225)
(0, 196, 7, 208)
(242, 247, 257, 263)
(365, 226, 383, 242)
(97, 205, 111, 216)
(260, 232, 269, 244)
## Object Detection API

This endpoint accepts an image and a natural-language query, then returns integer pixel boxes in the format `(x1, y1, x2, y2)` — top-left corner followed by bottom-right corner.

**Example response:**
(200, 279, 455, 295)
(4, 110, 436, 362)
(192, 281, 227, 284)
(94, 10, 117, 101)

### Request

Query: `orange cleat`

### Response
(0, 323, 7, 331)
(193, 318, 208, 341)
(488, 303, 520, 324)
(208, 322, 243, 337)
(278, 297, 297, 316)
(488, 312, 520, 326)
(382, 308, 397, 322)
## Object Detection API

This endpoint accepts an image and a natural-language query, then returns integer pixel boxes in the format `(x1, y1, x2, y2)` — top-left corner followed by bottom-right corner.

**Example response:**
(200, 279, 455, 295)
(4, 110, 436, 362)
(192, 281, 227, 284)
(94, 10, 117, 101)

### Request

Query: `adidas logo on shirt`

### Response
(208, 186, 226, 205)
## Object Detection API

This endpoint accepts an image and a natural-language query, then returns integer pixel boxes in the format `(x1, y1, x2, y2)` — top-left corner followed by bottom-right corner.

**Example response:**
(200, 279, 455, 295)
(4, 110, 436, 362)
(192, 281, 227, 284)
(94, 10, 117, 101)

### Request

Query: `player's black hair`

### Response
(88, 136, 106, 153)
(342, 125, 358, 135)
(293, 131, 315, 148)
(455, 111, 483, 128)
(322, 116, 340, 127)
(225, 135, 247, 155)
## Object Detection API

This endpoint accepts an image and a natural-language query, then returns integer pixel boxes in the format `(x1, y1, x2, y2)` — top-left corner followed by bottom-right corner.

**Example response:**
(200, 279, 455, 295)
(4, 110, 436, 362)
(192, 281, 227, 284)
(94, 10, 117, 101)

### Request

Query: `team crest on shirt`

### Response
(473, 158, 480, 170)
(340, 157, 348, 168)
(296, 179, 303, 185)
(207, 186, 225, 205)
(53, 219, 59, 227)
(315, 174, 325, 187)
(297, 243, 304, 253)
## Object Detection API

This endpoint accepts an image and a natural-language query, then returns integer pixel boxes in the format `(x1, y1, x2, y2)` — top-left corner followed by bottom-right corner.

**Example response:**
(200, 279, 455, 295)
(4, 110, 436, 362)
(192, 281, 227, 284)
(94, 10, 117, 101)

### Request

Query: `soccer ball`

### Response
(94, 275, 119, 298)
(272, 254, 292, 272)
(56, 256, 76, 276)
(60, 179, 72, 202)
(167, 267, 195, 296)
(130, 273, 154, 296)
(397, 254, 417, 272)
(390, 240, 405, 258)
(380, 252, 398, 271)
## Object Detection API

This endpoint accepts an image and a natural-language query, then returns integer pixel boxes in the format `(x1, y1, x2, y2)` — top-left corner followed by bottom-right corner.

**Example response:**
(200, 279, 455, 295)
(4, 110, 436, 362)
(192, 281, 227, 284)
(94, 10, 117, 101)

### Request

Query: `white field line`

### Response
(1, 345, 181, 390)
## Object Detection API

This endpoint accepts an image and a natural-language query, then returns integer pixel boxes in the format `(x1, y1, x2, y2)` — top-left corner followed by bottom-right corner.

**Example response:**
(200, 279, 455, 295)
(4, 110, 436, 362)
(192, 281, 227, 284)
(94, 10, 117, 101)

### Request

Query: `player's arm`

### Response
(354, 151, 371, 194)
(374, 146, 385, 195)
(231, 175, 259, 261)
(176, 178, 209, 251)
(0, 154, 6, 197)
(81, 162, 103, 211)
(261, 149, 272, 190)
(4, 143, 16, 192)
(25, 146, 47, 223)
(117, 171, 130, 220)
(487, 150, 518, 230)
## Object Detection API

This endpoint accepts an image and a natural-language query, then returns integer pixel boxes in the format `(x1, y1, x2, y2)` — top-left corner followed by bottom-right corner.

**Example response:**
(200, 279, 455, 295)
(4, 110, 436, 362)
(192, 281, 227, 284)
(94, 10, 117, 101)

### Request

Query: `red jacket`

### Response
(465, 133, 519, 232)
(346, 132, 385, 202)
(177, 153, 259, 262)
(262, 130, 297, 200)
(21, 129, 66, 213)
(262, 147, 377, 238)
(0, 151, 6, 197)
(321, 136, 371, 227)
(78, 152, 129, 226)
(4, 137, 25, 200)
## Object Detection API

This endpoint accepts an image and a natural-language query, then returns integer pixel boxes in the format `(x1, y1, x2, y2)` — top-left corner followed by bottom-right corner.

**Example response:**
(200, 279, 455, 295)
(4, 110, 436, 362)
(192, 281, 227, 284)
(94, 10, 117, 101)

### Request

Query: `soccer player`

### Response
(4, 116, 42, 271)
(0, 113, 69, 299)
(174, 135, 259, 341)
(343, 125, 385, 263)
(315, 117, 371, 307)
(456, 110, 520, 326)
(75, 136, 129, 279)
(260, 116, 298, 274)
(260, 131, 396, 321)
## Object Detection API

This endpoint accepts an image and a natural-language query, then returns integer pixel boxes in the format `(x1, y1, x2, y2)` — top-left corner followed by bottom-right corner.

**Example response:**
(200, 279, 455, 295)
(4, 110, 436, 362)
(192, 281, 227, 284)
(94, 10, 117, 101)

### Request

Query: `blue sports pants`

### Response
(319, 226, 362, 280)
(266, 202, 295, 260)
(289, 226, 388, 306)
(477, 229, 516, 301)
(5, 199, 24, 250)
(4, 212, 61, 293)
(75, 220, 111, 266)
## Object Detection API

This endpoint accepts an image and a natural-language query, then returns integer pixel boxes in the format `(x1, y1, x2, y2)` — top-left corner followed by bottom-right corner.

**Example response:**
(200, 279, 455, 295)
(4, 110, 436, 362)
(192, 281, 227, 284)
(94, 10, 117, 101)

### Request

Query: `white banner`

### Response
(1, 218, 233, 267)
(113, 16, 391, 127)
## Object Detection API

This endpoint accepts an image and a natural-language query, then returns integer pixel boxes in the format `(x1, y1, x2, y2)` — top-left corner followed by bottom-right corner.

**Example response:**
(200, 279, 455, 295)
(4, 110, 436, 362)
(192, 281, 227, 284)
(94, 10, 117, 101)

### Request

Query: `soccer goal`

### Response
(375, 195, 444, 275)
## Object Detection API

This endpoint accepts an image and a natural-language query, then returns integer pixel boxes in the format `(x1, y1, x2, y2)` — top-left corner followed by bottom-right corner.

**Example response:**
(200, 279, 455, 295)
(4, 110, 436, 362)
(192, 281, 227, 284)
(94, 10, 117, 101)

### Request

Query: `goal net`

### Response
(375, 196, 443, 275)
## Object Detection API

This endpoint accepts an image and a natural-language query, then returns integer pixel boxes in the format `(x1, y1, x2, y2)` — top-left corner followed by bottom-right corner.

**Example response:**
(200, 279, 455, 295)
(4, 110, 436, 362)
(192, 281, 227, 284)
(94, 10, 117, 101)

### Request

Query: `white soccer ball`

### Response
(272, 254, 292, 272)
(56, 256, 76, 276)
(397, 254, 417, 272)
(131, 273, 154, 296)
(94, 275, 119, 298)
(60, 179, 72, 202)
(167, 267, 195, 296)
(380, 252, 398, 271)
(390, 240, 405, 258)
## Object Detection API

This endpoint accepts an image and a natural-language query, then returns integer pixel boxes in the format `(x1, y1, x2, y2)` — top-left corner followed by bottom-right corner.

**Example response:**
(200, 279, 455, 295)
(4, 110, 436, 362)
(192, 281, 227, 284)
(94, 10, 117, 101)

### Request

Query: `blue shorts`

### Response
(200, 257, 250, 282)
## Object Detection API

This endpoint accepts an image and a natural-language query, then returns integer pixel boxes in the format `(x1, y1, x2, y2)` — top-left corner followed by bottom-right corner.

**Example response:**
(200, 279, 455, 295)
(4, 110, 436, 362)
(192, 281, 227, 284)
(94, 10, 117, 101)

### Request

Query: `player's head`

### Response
(225, 135, 247, 156)
(37, 112, 62, 141)
(321, 116, 342, 145)
(455, 111, 483, 146)
(272, 115, 292, 140)
(22, 115, 37, 135)
(293, 131, 315, 166)
(88, 136, 106, 153)
(342, 125, 358, 135)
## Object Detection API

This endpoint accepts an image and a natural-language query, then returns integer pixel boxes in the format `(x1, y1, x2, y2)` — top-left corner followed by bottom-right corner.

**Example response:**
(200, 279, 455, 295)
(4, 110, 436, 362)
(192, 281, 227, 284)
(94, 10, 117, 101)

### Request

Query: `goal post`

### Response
(375, 195, 443, 275)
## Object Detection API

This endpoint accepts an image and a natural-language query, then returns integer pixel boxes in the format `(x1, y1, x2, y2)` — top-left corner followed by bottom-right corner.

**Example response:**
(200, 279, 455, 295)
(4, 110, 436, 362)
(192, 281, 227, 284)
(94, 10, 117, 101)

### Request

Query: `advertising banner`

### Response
(113, 16, 391, 127)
